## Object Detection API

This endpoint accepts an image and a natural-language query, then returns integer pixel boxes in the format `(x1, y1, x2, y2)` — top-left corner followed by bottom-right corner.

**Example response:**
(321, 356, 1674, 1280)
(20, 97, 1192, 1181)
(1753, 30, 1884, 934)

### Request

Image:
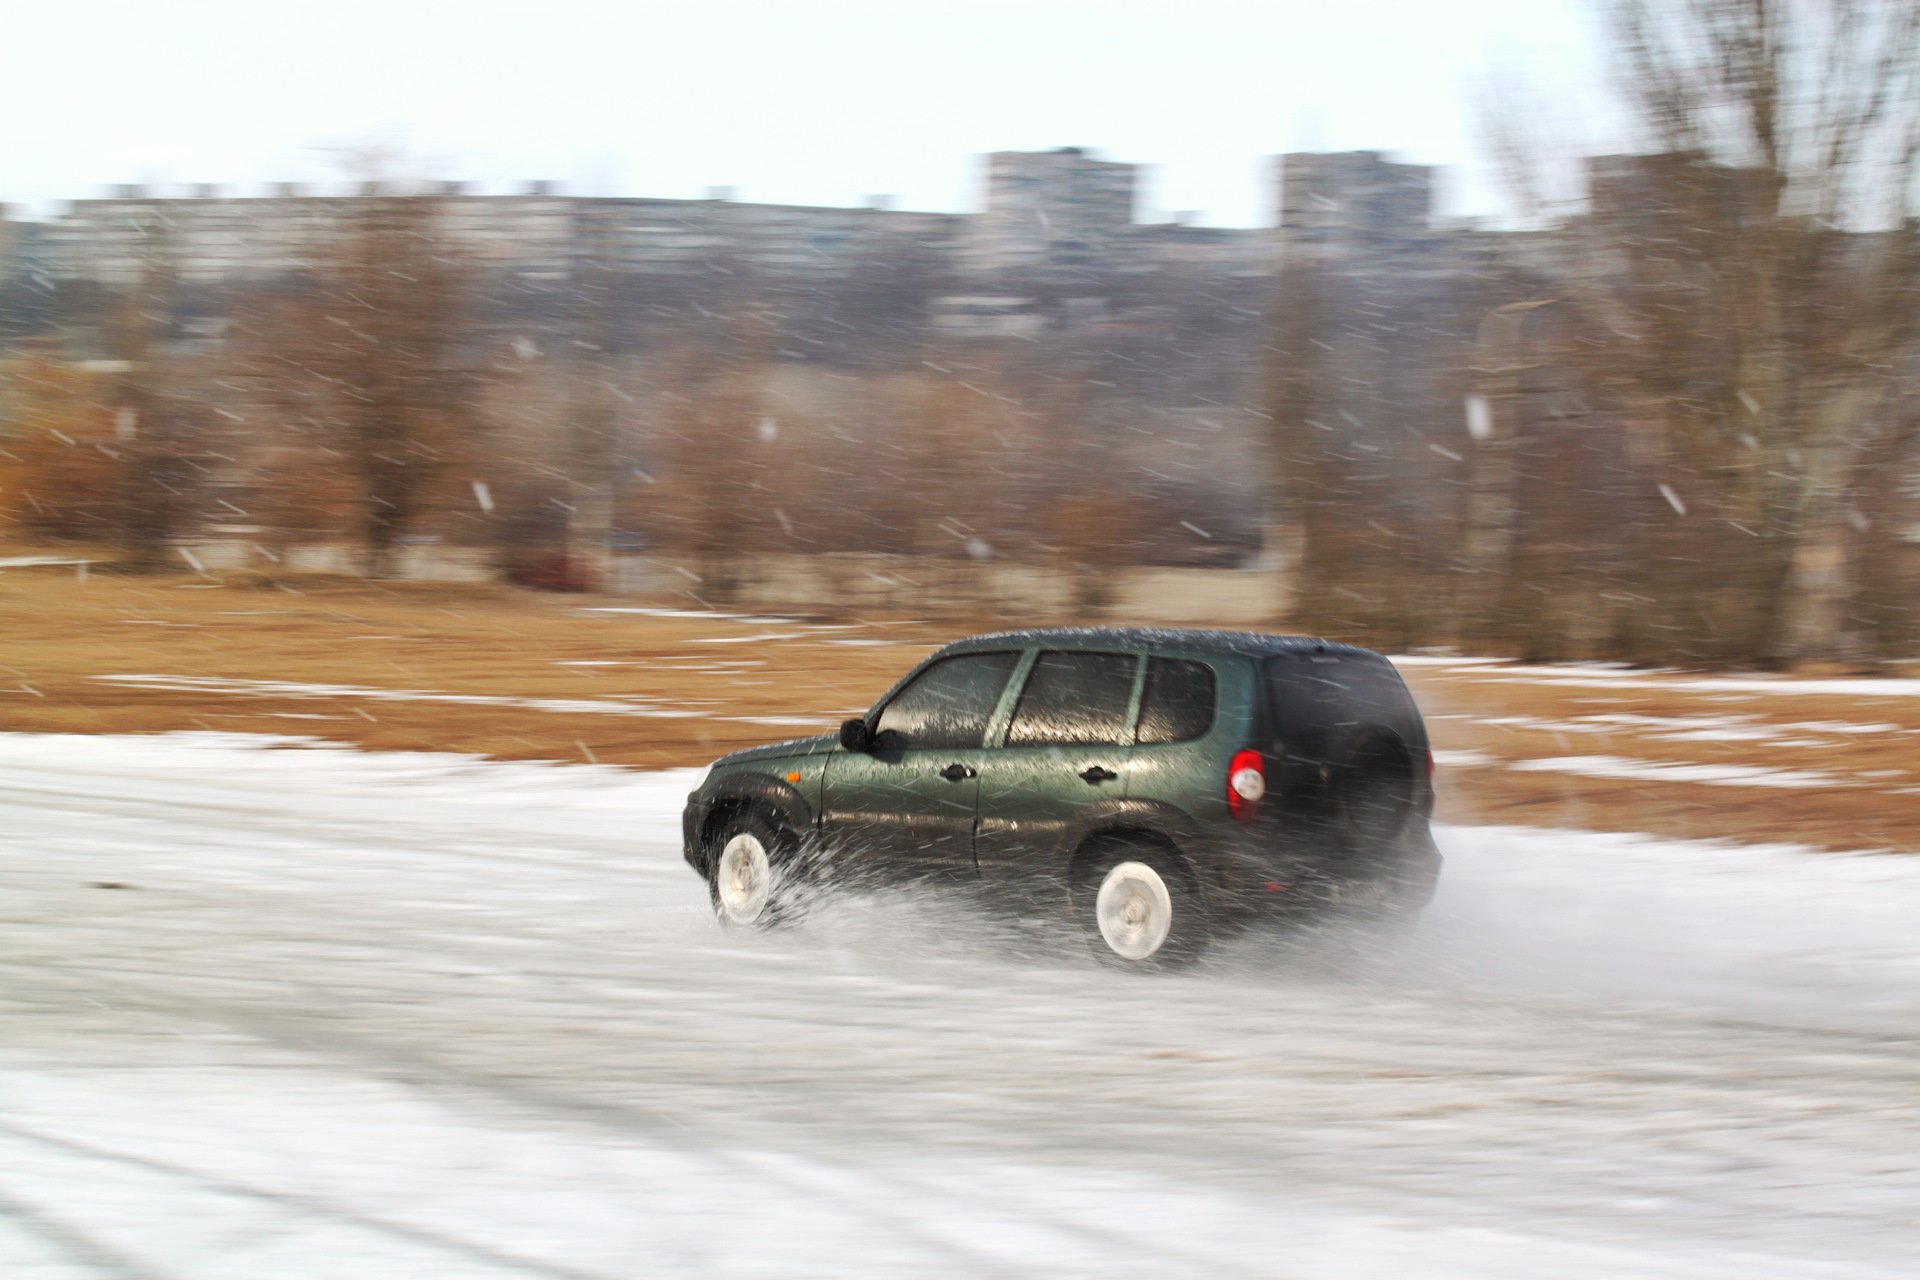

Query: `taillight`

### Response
(1427, 748, 1435, 780)
(1228, 749, 1266, 822)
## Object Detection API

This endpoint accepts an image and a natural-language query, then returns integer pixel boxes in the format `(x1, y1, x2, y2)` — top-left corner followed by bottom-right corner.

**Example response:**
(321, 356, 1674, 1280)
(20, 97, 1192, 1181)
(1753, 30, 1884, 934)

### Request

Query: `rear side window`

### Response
(875, 651, 1021, 750)
(1005, 651, 1138, 746)
(1265, 652, 1418, 738)
(1135, 658, 1216, 744)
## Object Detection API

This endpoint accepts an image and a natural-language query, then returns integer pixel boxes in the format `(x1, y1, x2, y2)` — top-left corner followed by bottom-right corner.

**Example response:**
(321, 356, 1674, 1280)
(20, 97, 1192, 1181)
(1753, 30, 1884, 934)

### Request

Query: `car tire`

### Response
(707, 811, 800, 929)
(1071, 839, 1210, 969)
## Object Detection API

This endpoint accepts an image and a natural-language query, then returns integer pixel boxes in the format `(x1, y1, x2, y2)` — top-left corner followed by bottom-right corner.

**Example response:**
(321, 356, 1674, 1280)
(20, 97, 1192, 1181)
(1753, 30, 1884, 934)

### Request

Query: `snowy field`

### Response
(1, 733, 1916, 1278)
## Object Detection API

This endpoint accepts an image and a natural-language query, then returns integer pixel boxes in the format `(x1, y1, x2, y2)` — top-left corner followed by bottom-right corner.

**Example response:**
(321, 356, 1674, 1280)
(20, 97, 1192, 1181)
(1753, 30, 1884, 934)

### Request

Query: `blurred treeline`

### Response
(1276, 0, 1920, 664)
(0, 183, 1267, 591)
(2, 0, 1919, 667)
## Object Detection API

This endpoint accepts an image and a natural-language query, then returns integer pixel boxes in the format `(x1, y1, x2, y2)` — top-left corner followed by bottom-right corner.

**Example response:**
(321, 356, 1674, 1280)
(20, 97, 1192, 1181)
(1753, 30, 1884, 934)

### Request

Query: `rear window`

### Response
(1135, 658, 1216, 744)
(1264, 652, 1418, 737)
(1005, 651, 1138, 746)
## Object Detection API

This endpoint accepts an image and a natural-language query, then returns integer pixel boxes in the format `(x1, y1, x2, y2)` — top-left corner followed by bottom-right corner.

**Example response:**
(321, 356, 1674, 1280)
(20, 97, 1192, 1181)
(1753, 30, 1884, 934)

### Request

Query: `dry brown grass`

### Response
(1409, 662, 1920, 852)
(0, 564, 945, 767)
(1, 559, 1915, 852)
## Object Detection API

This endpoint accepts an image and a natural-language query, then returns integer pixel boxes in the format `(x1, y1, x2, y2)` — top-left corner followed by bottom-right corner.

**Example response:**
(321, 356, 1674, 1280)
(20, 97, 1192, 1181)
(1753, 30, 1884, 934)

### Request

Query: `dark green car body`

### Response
(682, 627, 1440, 924)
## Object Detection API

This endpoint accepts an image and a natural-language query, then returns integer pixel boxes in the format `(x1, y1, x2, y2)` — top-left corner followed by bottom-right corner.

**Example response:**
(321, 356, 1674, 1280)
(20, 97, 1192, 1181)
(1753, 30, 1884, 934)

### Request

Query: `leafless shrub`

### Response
(239, 176, 485, 577)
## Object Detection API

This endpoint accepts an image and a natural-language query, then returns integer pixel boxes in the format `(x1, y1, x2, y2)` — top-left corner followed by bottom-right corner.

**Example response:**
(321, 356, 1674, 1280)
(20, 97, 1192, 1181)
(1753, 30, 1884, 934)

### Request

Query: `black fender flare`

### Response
(1060, 799, 1301, 916)
(690, 771, 815, 876)
(1054, 799, 1219, 887)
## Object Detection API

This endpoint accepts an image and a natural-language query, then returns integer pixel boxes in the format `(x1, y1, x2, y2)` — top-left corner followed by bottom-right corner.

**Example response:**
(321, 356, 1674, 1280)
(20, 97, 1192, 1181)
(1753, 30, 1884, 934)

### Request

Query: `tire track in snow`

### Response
(0, 1123, 621, 1280)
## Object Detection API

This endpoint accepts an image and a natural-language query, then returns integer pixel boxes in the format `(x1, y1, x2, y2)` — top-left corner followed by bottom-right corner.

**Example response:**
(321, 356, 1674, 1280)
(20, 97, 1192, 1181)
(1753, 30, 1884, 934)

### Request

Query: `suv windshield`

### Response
(874, 651, 1021, 749)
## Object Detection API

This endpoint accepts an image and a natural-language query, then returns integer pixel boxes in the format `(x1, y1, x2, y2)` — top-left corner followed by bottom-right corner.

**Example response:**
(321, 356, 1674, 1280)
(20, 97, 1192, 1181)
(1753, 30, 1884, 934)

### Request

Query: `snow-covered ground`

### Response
(1, 732, 1916, 1278)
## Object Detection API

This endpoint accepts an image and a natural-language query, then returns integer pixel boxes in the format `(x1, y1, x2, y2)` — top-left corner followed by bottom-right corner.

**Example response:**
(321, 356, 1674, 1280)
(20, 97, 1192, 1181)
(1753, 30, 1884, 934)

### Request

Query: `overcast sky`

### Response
(0, 0, 1603, 224)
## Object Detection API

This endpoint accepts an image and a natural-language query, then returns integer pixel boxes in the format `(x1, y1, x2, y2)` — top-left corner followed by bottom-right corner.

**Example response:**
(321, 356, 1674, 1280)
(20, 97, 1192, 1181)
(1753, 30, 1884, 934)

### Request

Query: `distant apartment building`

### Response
(964, 146, 1138, 279)
(0, 147, 1461, 373)
(1275, 150, 1434, 265)
(7, 147, 1309, 302)
(29, 183, 962, 291)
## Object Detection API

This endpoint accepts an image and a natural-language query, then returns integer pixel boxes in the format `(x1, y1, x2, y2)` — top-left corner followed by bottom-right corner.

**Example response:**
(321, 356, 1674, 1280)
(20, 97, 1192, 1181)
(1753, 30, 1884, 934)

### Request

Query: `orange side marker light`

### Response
(787, 772, 802, 783)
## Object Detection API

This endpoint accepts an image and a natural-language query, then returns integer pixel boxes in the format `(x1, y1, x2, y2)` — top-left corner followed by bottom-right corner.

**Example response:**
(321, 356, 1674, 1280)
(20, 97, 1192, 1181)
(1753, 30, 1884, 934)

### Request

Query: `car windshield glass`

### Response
(874, 651, 1020, 750)
(1005, 651, 1138, 746)
(1135, 657, 1216, 744)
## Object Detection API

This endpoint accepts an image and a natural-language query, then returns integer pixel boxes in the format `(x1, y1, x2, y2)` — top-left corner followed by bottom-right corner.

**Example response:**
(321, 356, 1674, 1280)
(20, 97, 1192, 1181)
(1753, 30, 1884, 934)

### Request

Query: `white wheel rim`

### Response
(716, 833, 772, 924)
(1095, 860, 1173, 960)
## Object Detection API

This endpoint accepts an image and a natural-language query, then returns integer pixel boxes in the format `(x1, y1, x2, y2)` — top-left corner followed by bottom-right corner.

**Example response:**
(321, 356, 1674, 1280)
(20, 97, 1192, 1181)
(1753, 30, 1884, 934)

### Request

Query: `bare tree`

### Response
(1492, 0, 1920, 662)
(106, 201, 200, 568)
(641, 333, 770, 601)
(1268, 249, 1474, 652)
(4, 345, 122, 543)
(1839, 391, 1920, 656)
(560, 203, 625, 587)
(252, 179, 482, 577)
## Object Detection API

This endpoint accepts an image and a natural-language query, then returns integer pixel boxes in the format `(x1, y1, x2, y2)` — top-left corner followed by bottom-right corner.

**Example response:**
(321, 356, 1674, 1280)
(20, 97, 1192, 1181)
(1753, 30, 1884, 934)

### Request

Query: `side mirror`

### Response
(838, 717, 874, 752)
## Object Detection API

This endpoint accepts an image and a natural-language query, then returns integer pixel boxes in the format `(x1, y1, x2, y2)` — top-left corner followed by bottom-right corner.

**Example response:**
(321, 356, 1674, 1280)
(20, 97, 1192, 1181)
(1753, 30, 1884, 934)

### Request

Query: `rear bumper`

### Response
(1193, 818, 1442, 917)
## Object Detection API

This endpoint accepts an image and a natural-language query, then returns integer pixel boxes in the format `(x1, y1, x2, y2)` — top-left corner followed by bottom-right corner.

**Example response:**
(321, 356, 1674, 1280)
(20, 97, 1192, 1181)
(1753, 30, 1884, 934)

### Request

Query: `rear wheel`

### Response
(708, 812, 798, 928)
(1072, 840, 1209, 968)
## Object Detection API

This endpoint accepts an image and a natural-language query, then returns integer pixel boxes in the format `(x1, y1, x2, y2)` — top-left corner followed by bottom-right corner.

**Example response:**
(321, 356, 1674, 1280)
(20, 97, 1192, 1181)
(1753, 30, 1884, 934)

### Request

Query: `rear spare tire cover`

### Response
(1336, 729, 1416, 846)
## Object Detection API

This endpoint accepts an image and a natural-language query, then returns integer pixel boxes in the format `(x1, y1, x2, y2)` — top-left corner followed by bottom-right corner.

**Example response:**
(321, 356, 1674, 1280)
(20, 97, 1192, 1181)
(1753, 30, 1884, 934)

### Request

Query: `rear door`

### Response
(821, 650, 1022, 885)
(974, 649, 1142, 898)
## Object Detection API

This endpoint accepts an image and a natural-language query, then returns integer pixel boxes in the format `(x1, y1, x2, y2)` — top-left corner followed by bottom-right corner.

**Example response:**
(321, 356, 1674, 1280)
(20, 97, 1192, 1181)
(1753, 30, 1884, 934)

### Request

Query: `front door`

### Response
(821, 650, 1022, 886)
(975, 650, 1142, 906)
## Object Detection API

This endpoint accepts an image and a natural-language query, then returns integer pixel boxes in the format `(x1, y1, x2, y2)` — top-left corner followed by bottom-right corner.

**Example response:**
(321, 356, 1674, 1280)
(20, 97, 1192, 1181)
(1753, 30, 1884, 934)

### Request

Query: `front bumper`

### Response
(681, 794, 709, 873)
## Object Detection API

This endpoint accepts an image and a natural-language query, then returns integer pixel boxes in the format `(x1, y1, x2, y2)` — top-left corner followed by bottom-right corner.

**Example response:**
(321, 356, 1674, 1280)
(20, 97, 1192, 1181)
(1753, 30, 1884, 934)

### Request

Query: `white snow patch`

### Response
(93, 674, 718, 719)
(1431, 748, 1497, 768)
(1508, 754, 1843, 788)
(1392, 657, 1920, 699)
(1472, 712, 1905, 745)
(2, 732, 1917, 1278)
(1416, 822, 1920, 1022)
(579, 607, 797, 624)
(1482, 662, 1675, 680)
(1387, 655, 1511, 667)
(1489, 674, 1920, 698)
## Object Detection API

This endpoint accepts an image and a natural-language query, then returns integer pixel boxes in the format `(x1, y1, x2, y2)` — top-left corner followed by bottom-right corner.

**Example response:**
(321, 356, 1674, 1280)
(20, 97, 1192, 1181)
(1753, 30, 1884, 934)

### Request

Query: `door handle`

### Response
(938, 763, 977, 781)
(1079, 765, 1117, 784)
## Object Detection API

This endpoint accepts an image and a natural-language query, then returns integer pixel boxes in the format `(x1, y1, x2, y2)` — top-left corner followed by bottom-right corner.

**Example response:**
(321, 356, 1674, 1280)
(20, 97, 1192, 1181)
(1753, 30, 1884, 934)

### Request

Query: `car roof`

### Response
(935, 627, 1384, 661)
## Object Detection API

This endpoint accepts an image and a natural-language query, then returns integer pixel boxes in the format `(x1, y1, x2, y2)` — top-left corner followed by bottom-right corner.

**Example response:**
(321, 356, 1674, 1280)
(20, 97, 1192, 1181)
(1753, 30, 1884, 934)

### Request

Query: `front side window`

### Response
(873, 651, 1020, 750)
(1135, 658, 1216, 744)
(1004, 651, 1138, 746)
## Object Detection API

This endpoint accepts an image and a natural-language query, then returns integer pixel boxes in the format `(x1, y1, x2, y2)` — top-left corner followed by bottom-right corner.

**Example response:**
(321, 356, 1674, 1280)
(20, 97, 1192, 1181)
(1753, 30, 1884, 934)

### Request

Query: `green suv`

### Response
(681, 628, 1440, 966)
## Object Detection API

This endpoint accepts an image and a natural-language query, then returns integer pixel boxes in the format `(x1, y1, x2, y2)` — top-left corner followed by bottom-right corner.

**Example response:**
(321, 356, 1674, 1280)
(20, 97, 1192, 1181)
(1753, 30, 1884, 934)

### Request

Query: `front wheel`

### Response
(1072, 842, 1210, 969)
(708, 813, 798, 928)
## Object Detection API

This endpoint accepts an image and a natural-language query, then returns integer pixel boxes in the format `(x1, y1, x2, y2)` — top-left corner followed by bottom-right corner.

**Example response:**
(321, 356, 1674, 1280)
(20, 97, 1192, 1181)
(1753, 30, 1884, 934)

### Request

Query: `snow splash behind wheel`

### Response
(1095, 860, 1174, 960)
(715, 832, 772, 925)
